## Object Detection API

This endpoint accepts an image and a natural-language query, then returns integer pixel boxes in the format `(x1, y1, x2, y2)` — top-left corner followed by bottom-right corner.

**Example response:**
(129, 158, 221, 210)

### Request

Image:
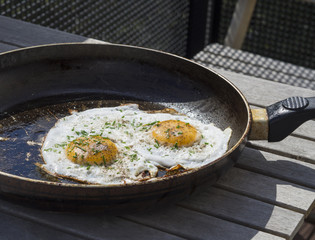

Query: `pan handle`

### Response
(249, 96, 315, 142)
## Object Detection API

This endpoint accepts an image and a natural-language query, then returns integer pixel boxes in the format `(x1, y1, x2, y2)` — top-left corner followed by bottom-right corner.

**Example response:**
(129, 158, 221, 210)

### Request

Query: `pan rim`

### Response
(0, 42, 252, 189)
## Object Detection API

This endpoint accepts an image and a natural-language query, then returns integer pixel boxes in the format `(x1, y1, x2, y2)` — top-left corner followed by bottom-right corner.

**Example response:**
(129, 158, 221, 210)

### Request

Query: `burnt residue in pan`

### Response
(0, 99, 167, 183)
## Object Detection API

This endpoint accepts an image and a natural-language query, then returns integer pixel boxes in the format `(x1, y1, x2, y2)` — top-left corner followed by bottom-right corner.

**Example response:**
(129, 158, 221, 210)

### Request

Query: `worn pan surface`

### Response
(0, 43, 251, 212)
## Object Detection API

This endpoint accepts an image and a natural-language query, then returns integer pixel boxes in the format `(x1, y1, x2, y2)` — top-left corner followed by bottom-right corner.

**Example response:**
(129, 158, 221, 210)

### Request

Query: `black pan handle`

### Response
(266, 96, 315, 142)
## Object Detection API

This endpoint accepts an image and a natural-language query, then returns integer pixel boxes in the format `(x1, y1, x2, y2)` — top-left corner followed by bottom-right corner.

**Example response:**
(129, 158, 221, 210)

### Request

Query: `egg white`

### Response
(41, 104, 232, 185)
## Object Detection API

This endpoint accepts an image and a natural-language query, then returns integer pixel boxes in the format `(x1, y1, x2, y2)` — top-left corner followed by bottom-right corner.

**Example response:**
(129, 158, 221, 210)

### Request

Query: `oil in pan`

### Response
(0, 99, 168, 183)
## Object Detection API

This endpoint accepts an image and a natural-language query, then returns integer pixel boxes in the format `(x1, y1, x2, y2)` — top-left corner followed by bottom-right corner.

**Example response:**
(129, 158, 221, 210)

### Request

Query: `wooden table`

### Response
(0, 16, 314, 240)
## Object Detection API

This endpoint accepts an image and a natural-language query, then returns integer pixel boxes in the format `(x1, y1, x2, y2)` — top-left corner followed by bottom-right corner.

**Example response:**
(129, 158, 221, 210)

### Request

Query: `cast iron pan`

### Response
(0, 43, 314, 212)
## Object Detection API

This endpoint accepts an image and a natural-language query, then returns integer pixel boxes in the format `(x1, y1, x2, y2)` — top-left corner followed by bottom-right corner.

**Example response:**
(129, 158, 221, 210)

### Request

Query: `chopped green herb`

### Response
(154, 140, 160, 148)
(130, 154, 138, 162)
(146, 121, 160, 126)
(136, 122, 143, 128)
(92, 149, 100, 154)
(54, 142, 67, 148)
(131, 119, 135, 127)
(140, 126, 148, 131)
(81, 130, 88, 136)
(76, 146, 87, 152)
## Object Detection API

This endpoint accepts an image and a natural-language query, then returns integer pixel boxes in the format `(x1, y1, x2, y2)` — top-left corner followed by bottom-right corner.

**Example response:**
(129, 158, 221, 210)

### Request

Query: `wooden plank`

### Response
(214, 69, 315, 105)
(288, 120, 315, 141)
(248, 136, 315, 164)
(179, 187, 303, 239)
(224, 0, 257, 49)
(0, 197, 284, 240)
(216, 168, 315, 215)
(124, 205, 285, 240)
(0, 211, 80, 240)
(216, 69, 315, 141)
(0, 199, 182, 240)
(237, 147, 315, 189)
(0, 16, 106, 48)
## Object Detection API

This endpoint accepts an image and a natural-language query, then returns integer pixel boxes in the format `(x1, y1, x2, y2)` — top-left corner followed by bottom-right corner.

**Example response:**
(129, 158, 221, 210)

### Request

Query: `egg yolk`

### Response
(151, 120, 200, 147)
(66, 136, 118, 166)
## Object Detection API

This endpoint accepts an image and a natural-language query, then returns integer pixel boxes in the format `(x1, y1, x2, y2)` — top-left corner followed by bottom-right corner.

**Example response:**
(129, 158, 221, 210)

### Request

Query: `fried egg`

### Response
(40, 104, 232, 185)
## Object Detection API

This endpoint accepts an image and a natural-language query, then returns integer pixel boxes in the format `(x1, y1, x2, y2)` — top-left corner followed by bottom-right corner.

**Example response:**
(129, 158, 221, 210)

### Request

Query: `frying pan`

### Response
(0, 43, 314, 212)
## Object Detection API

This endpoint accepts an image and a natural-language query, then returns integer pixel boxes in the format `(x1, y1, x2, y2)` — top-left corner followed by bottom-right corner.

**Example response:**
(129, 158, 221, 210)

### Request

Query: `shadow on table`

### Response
(122, 147, 314, 240)
(1, 147, 314, 239)
(176, 146, 315, 240)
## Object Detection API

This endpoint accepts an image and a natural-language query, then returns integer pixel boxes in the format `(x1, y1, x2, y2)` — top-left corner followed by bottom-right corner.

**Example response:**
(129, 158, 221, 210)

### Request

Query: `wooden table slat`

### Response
(218, 69, 315, 142)
(179, 187, 303, 239)
(237, 147, 315, 189)
(0, 211, 81, 240)
(248, 135, 315, 164)
(0, 197, 285, 240)
(0, 15, 106, 51)
(0, 16, 88, 47)
(215, 69, 315, 105)
(0, 200, 183, 240)
(216, 168, 315, 214)
(125, 206, 285, 240)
